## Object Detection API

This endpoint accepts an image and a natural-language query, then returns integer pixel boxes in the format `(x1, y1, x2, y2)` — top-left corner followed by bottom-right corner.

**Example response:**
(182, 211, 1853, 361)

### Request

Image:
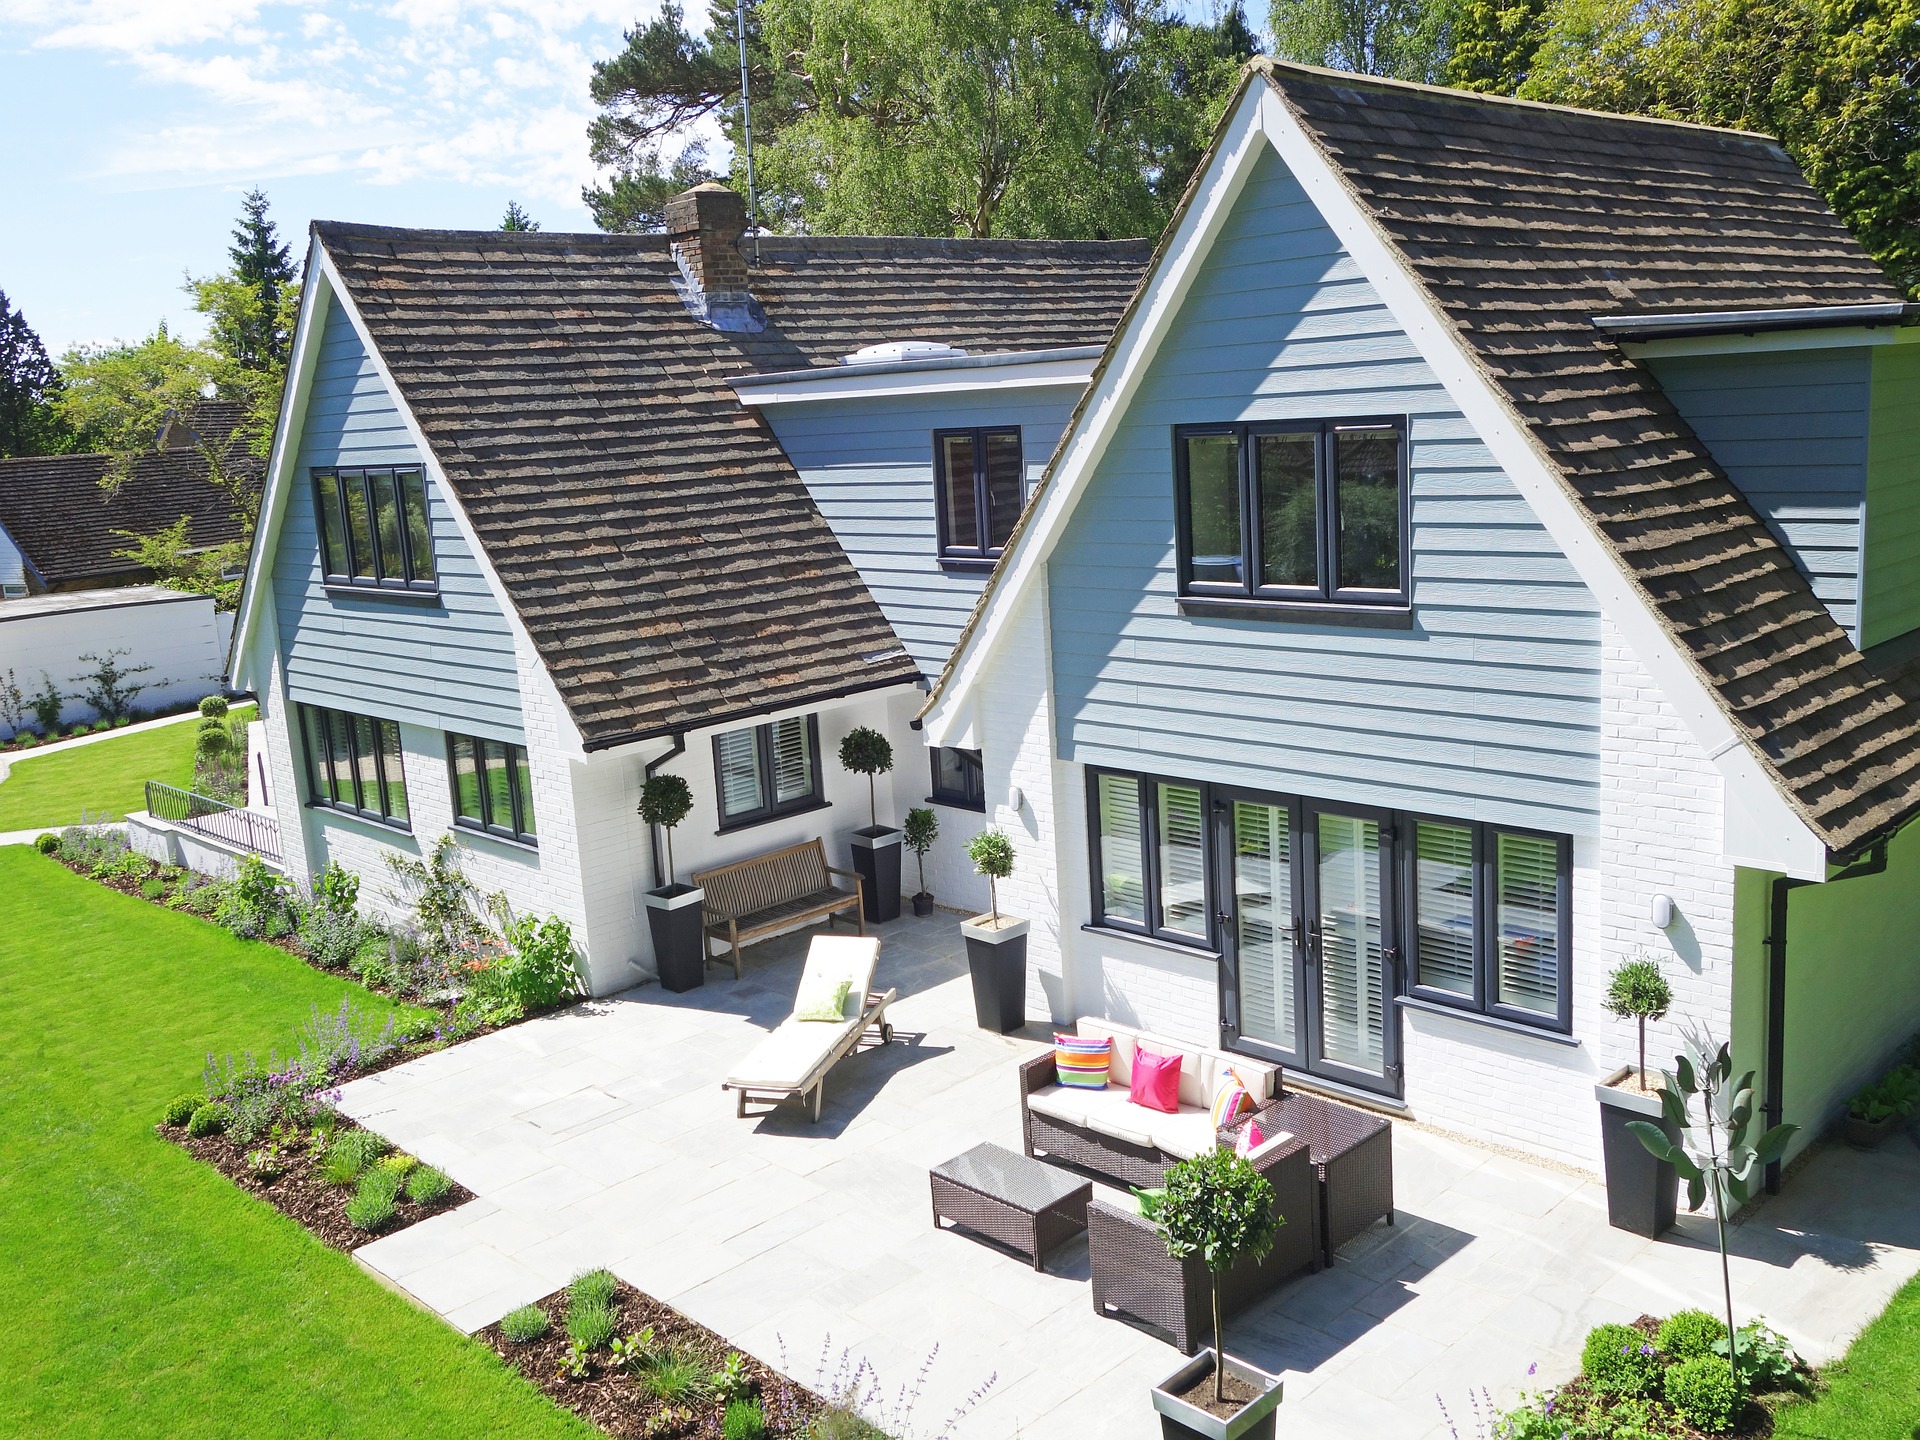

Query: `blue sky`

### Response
(0, 1, 674, 355)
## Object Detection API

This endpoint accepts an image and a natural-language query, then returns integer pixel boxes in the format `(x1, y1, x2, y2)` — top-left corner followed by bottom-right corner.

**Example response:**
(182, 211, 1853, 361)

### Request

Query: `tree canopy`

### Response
(500, 201, 542, 232)
(0, 291, 71, 459)
(585, 0, 1260, 240)
(1268, 0, 1452, 81)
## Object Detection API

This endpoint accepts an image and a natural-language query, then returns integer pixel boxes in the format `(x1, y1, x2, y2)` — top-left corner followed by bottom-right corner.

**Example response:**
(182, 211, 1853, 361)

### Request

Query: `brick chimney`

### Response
(665, 183, 750, 298)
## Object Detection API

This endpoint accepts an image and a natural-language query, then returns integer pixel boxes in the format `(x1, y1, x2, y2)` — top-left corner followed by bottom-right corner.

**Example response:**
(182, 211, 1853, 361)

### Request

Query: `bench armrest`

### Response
(824, 865, 861, 882)
(1018, 1049, 1058, 1098)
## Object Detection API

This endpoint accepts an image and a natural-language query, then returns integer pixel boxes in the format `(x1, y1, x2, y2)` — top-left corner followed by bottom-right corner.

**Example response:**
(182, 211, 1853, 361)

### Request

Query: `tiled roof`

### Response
(1260, 61, 1920, 854)
(315, 224, 1150, 750)
(0, 403, 253, 589)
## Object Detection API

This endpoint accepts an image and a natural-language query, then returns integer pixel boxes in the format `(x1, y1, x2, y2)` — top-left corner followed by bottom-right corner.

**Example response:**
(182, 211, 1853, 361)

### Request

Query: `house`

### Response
(226, 187, 1150, 995)
(0, 401, 253, 598)
(922, 60, 1920, 1174)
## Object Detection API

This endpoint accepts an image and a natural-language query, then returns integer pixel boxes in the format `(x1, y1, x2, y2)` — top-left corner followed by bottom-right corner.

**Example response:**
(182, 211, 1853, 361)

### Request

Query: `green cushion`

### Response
(795, 977, 852, 1023)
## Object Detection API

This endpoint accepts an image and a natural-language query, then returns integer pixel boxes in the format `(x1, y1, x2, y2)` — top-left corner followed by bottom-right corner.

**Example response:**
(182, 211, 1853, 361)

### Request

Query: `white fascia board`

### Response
(1624, 327, 1898, 361)
(230, 242, 328, 692)
(922, 81, 1272, 749)
(1255, 89, 1827, 879)
(308, 247, 588, 762)
(733, 353, 1098, 407)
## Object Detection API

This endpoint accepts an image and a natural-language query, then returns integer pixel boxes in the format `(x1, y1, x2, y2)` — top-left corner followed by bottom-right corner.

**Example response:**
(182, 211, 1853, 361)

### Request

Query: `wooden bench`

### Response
(692, 838, 865, 980)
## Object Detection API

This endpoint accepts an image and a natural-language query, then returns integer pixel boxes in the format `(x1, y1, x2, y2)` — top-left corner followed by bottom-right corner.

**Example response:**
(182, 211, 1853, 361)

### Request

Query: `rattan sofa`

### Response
(1087, 1128, 1320, 1353)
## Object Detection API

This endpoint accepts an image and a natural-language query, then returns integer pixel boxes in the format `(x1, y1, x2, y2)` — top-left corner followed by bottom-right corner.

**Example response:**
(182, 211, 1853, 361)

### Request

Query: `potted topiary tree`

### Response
(1147, 1149, 1287, 1440)
(1595, 955, 1678, 1236)
(904, 806, 939, 917)
(961, 827, 1026, 1032)
(838, 726, 900, 924)
(638, 773, 704, 992)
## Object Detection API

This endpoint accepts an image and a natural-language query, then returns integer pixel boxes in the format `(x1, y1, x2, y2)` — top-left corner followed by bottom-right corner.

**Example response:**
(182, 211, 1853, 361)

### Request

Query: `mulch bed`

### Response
(160, 1115, 473, 1252)
(479, 1281, 827, 1440)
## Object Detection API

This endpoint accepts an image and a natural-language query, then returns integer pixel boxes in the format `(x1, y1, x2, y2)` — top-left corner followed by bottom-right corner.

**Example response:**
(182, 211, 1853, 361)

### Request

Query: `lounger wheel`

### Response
(880, 1021, 894, 1044)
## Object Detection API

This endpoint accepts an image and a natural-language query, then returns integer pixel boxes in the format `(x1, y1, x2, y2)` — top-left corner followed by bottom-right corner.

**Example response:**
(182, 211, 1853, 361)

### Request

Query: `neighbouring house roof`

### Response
(930, 59, 1920, 857)
(312, 223, 1151, 751)
(0, 401, 253, 591)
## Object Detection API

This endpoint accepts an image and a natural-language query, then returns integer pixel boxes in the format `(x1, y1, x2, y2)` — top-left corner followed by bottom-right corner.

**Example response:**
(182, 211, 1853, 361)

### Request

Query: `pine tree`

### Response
(0, 290, 71, 458)
(500, 201, 542, 232)
(226, 189, 295, 372)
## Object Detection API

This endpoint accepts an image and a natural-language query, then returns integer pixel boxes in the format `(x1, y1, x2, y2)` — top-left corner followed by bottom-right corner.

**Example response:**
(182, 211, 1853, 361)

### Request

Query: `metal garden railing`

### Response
(144, 780, 282, 862)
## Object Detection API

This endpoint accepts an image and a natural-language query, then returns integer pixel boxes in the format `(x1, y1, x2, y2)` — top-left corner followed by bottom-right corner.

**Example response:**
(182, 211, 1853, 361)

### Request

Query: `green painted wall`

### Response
(1862, 338, 1920, 649)
(1738, 821, 1920, 1163)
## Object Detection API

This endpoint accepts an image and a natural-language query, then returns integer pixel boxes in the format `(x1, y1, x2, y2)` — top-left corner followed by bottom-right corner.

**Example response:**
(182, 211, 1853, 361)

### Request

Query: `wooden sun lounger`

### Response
(723, 936, 895, 1122)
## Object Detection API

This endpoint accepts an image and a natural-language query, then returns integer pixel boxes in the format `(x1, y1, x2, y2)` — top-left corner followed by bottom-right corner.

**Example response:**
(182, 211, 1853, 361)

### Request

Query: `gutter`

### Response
(727, 344, 1105, 389)
(578, 669, 920, 756)
(642, 734, 686, 890)
(1761, 838, 1892, 1193)
(1591, 301, 1917, 342)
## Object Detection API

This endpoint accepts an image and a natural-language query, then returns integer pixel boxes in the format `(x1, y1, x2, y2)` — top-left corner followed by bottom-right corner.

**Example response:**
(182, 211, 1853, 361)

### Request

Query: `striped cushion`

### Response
(1054, 1034, 1113, 1089)
(1210, 1070, 1256, 1129)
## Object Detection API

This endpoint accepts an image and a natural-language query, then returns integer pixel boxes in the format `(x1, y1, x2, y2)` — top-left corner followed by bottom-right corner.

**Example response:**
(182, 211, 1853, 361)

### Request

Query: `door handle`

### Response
(1215, 909, 1233, 926)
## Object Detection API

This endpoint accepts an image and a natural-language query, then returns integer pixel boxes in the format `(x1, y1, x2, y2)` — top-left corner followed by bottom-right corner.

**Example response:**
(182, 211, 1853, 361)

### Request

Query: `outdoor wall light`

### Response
(1008, 784, 1025, 813)
(1650, 893, 1676, 929)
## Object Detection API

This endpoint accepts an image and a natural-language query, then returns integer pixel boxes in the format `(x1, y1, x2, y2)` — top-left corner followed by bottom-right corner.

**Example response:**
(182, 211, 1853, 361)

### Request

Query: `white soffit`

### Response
(731, 347, 1103, 406)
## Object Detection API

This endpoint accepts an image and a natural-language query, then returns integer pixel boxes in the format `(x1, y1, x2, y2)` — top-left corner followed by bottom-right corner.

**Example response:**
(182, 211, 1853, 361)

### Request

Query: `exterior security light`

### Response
(1651, 893, 1675, 929)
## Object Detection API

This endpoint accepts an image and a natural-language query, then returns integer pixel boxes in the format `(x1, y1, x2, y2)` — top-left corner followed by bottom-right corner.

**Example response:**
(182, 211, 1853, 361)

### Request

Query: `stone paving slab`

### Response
(339, 914, 1920, 1440)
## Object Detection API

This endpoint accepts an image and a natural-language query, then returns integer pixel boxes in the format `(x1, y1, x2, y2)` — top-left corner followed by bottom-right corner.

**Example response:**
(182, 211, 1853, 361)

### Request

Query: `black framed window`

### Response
(1088, 769, 1211, 947)
(713, 715, 822, 829)
(1173, 419, 1408, 610)
(929, 746, 985, 810)
(298, 704, 410, 828)
(312, 466, 438, 592)
(1407, 818, 1572, 1030)
(934, 428, 1023, 564)
(448, 733, 537, 846)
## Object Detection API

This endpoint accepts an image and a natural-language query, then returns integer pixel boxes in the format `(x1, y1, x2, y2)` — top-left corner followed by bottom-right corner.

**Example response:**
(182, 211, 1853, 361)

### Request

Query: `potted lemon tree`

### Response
(639, 773, 704, 992)
(839, 726, 901, 923)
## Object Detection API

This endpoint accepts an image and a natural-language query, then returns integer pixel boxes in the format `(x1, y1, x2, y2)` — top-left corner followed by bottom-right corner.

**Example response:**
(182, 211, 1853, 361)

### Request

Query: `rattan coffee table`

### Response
(930, 1142, 1092, 1271)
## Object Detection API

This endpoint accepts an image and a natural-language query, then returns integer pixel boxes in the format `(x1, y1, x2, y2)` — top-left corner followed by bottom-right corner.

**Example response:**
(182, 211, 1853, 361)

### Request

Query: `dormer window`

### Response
(313, 466, 437, 593)
(934, 427, 1023, 568)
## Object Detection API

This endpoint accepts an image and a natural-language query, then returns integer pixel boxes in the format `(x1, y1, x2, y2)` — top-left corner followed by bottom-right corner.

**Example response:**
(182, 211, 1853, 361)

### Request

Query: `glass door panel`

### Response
(1231, 800, 1296, 1053)
(1313, 810, 1387, 1081)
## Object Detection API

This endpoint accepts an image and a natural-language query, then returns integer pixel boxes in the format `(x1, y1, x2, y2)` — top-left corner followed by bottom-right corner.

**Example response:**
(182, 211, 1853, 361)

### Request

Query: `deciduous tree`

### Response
(1267, 0, 1453, 81)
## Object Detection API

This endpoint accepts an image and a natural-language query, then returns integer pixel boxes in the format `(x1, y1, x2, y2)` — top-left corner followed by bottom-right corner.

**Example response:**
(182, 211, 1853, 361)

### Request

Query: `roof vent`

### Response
(840, 340, 969, 367)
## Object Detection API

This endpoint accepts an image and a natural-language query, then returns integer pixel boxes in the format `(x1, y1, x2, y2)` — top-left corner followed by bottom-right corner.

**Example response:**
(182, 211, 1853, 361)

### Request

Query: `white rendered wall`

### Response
(0, 588, 225, 736)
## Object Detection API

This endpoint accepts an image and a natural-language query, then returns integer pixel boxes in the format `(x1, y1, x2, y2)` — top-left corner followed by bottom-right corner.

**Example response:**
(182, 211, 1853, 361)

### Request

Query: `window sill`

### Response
(1396, 995, 1579, 1047)
(323, 582, 443, 607)
(926, 794, 987, 813)
(715, 796, 832, 836)
(1177, 597, 1413, 629)
(1080, 922, 1219, 963)
(305, 802, 413, 837)
(938, 556, 999, 575)
(452, 819, 539, 854)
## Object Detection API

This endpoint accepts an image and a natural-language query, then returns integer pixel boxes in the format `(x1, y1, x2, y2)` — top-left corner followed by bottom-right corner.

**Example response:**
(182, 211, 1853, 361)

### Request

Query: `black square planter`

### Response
(646, 884, 707, 993)
(1596, 1068, 1679, 1238)
(850, 826, 902, 923)
(961, 915, 1029, 1033)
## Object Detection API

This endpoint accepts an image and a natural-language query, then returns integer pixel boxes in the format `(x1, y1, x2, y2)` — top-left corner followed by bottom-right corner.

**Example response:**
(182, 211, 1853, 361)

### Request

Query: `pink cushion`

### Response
(1128, 1045, 1182, 1115)
(1235, 1117, 1265, 1158)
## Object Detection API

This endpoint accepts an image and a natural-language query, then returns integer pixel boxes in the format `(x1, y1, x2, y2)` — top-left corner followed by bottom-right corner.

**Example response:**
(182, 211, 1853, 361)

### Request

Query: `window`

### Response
(929, 746, 985, 810)
(1406, 818, 1571, 1030)
(934, 428, 1023, 564)
(447, 733, 537, 846)
(312, 467, 437, 591)
(1087, 769, 1210, 946)
(1173, 419, 1408, 609)
(298, 705, 409, 827)
(713, 715, 822, 828)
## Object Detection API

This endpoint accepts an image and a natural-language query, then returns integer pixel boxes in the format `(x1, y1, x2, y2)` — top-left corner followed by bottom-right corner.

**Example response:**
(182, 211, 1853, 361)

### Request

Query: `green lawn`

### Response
(0, 847, 593, 1440)
(1773, 1272, 1920, 1437)
(0, 704, 255, 830)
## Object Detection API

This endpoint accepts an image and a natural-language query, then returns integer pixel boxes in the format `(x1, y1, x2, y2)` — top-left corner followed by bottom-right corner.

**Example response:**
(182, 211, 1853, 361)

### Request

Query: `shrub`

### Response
(33, 832, 58, 854)
(198, 694, 229, 720)
(500, 1305, 550, 1343)
(186, 1102, 233, 1137)
(297, 996, 400, 1081)
(1666, 1354, 1739, 1433)
(641, 1347, 709, 1403)
(965, 828, 1016, 923)
(406, 1165, 453, 1205)
(385, 835, 485, 963)
(378, 1151, 419, 1177)
(637, 773, 694, 886)
(214, 854, 293, 940)
(568, 1267, 619, 1309)
(496, 912, 581, 1014)
(1151, 1147, 1279, 1405)
(722, 1399, 768, 1440)
(58, 819, 129, 870)
(837, 725, 894, 829)
(320, 1128, 387, 1185)
(1580, 1322, 1662, 1398)
(566, 1298, 617, 1351)
(140, 876, 168, 900)
(161, 1093, 202, 1126)
(345, 1168, 401, 1232)
(73, 648, 151, 724)
(1656, 1309, 1727, 1364)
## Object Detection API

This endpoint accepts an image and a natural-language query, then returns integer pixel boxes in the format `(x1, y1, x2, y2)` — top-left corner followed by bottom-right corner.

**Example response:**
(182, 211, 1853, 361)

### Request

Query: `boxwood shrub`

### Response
(1665, 1354, 1739, 1433)
(1656, 1309, 1727, 1364)
(1580, 1322, 1662, 1398)
(185, 1102, 233, 1137)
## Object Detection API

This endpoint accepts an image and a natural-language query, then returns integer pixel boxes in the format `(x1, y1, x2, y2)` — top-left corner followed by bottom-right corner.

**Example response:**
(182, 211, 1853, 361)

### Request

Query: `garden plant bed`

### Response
(480, 1279, 827, 1439)
(162, 1115, 473, 1251)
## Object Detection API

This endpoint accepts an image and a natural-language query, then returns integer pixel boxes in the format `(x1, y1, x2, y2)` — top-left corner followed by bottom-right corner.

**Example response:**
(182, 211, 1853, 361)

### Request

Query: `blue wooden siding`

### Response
(272, 292, 525, 741)
(766, 390, 1076, 676)
(1047, 147, 1603, 835)
(1648, 348, 1870, 642)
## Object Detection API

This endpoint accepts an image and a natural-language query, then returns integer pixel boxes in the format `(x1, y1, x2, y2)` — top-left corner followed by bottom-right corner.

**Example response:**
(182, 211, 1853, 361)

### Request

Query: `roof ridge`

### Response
(1253, 57, 1782, 146)
(311, 220, 1153, 255)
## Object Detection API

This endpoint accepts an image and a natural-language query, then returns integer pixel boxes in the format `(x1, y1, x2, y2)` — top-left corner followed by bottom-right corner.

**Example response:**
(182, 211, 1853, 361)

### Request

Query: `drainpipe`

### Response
(1761, 840, 1889, 1194)
(642, 735, 686, 890)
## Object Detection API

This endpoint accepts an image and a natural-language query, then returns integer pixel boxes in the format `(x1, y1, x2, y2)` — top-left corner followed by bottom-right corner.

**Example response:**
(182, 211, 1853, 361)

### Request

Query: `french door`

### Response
(1216, 792, 1401, 1096)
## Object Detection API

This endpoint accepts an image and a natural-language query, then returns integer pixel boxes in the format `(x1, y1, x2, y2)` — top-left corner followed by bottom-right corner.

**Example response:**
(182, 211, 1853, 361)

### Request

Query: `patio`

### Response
(339, 912, 1920, 1439)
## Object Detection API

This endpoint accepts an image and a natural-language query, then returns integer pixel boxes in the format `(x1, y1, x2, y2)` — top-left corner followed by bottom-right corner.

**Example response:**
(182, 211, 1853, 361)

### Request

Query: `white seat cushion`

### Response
(727, 1016, 862, 1090)
(1027, 1084, 1218, 1159)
